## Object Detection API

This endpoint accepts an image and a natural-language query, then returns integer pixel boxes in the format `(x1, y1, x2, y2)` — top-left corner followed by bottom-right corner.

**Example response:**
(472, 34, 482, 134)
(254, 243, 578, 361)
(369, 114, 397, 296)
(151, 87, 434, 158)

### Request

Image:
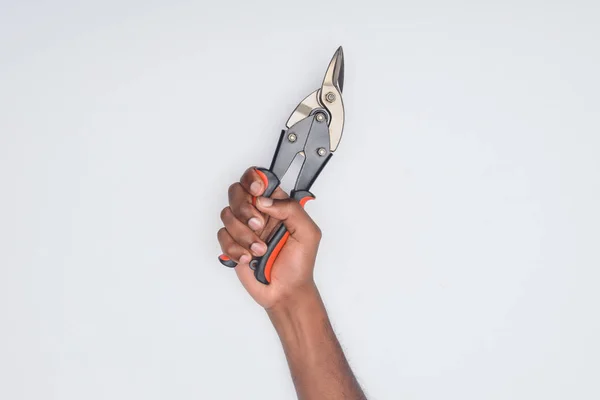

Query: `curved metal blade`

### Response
(285, 89, 320, 129)
(323, 46, 344, 93)
(320, 46, 345, 151)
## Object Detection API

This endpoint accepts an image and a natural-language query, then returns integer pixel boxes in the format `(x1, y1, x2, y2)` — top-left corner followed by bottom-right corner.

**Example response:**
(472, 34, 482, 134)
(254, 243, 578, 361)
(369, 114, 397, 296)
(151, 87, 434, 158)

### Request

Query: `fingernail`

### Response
(250, 181, 262, 196)
(251, 242, 267, 256)
(259, 197, 273, 207)
(239, 254, 250, 264)
(248, 217, 262, 230)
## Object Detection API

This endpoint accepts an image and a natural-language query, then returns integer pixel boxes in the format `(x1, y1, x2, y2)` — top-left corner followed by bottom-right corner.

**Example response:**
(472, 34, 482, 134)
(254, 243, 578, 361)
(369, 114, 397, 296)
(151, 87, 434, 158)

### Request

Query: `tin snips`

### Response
(219, 47, 346, 284)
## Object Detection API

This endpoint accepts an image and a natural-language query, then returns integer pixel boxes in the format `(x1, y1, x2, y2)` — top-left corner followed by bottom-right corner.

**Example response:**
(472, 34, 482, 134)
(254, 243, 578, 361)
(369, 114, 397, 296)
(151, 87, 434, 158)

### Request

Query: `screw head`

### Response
(325, 92, 336, 103)
(317, 147, 327, 156)
(249, 260, 258, 270)
(287, 132, 297, 142)
(315, 113, 326, 122)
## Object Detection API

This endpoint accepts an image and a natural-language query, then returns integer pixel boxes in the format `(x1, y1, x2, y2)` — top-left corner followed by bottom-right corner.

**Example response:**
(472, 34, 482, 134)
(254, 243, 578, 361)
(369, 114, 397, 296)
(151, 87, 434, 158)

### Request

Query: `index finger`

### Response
(240, 167, 265, 197)
(241, 166, 291, 203)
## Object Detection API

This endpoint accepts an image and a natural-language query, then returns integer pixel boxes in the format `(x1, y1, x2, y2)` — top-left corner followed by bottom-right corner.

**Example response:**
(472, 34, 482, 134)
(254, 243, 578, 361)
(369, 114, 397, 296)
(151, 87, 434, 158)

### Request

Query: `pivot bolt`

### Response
(325, 92, 336, 103)
(249, 260, 258, 270)
(287, 132, 297, 142)
(315, 113, 326, 122)
(317, 147, 327, 156)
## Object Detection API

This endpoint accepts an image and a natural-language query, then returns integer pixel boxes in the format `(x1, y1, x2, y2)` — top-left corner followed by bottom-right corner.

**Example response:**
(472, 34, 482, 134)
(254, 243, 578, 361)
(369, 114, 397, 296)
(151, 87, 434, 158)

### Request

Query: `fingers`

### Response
(232, 168, 289, 233)
(223, 167, 320, 261)
(240, 167, 288, 199)
(255, 197, 321, 243)
(217, 228, 251, 264)
(228, 182, 264, 231)
(220, 207, 267, 257)
(240, 167, 265, 196)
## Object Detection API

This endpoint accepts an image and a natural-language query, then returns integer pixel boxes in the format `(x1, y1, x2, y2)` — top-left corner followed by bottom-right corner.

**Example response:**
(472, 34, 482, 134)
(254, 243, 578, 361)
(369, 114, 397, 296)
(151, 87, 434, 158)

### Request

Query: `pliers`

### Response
(219, 47, 346, 284)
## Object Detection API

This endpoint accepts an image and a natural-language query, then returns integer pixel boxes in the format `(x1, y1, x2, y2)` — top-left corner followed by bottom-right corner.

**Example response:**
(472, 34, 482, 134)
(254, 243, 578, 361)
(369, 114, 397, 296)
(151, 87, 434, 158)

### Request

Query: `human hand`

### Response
(217, 167, 322, 309)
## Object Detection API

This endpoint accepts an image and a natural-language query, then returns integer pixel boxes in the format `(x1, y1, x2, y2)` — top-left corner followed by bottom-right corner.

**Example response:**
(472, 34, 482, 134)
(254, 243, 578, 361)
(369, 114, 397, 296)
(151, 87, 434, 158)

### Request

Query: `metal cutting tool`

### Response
(219, 47, 346, 284)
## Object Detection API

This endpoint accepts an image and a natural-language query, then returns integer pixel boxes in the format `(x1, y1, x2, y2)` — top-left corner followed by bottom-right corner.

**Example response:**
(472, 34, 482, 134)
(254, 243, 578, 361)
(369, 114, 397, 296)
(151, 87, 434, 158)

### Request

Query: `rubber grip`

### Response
(218, 167, 281, 268)
(219, 254, 237, 268)
(252, 190, 315, 284)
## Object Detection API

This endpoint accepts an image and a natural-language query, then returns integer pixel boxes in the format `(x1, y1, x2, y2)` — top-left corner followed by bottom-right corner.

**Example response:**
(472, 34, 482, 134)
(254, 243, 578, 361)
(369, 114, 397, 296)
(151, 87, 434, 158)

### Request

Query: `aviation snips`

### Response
(219, 47, 346, 284)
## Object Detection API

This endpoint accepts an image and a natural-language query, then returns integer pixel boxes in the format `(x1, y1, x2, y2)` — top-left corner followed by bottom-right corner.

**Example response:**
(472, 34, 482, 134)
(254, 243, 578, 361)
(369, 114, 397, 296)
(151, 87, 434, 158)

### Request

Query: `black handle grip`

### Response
(218, 167, 280, 268)
(251, 190, 315, 284)
(218, 254, 237, 268)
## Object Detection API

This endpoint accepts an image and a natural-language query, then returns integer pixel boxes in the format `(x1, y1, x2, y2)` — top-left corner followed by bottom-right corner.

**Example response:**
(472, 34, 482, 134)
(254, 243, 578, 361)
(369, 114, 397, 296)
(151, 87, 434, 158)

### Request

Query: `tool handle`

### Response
(252, 190, 315, 284)
(218, 254, 237, 268)
(254, 167, 280, 198)
(218, 167, 280, 268)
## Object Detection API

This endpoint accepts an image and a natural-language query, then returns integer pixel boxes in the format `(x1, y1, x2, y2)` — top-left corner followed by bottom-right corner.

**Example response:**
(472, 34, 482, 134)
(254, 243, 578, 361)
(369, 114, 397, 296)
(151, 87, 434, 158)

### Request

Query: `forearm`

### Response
(267, 284, 366, 400)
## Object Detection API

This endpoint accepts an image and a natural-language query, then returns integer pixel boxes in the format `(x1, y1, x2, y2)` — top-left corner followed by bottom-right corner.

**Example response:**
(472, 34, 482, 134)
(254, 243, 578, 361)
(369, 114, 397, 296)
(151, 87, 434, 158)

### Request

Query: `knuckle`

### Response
(220, 206, 232, 222)
(225, 243, 237, 256)
(217, 227, 228, 241)
(239, 202, 254, 217)
(227, 182, 241, 198)
(242, 167, 255, 179)
(239, 230, 257, 247)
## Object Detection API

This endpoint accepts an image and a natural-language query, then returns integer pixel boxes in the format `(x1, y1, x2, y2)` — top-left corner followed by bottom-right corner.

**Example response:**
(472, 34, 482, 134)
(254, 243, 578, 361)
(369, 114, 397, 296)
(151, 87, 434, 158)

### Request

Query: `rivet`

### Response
(249, 260, 258, 270)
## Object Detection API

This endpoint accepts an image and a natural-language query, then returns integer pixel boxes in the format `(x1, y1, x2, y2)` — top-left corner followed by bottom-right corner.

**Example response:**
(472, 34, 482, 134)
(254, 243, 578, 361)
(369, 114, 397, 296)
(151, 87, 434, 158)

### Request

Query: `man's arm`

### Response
(268, 284, 366, 400)
(217, 167, 366, 400)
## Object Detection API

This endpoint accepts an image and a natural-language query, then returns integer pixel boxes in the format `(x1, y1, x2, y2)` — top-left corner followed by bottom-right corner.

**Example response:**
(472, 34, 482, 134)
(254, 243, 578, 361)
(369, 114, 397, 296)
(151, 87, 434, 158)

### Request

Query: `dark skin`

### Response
(218, 167, 367, 400)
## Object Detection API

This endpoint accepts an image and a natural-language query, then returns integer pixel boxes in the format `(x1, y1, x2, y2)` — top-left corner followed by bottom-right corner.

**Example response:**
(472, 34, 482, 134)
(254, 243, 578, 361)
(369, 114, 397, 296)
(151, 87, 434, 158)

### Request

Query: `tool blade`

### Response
(320, 46, 345, 152)
(323, 46, 344, 93)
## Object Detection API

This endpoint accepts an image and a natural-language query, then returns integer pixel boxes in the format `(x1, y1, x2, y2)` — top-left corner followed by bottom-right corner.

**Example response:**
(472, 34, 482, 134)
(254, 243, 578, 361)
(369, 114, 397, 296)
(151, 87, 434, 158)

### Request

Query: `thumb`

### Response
(255, 196, 320, 242)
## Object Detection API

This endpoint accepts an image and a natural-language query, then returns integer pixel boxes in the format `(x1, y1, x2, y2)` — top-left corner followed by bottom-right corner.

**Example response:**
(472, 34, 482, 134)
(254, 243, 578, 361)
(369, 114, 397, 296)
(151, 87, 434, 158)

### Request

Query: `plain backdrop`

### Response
(1, 1, 599, 399)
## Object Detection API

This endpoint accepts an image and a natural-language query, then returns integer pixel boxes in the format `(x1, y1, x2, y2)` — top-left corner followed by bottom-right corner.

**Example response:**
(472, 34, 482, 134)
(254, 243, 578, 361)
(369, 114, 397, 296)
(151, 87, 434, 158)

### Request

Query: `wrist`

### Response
(266, 282, 325, 328)
(266, 282, 330, 358)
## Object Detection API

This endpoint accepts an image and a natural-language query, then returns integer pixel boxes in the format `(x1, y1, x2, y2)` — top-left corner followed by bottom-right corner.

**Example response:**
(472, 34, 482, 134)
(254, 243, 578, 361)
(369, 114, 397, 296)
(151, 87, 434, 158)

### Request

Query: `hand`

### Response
(217, 167, 322, 309)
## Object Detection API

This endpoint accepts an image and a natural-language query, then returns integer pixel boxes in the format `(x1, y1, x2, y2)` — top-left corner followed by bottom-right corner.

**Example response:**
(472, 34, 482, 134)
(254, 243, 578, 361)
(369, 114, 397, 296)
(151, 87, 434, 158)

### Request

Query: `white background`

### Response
(1, 1, 599, 399)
